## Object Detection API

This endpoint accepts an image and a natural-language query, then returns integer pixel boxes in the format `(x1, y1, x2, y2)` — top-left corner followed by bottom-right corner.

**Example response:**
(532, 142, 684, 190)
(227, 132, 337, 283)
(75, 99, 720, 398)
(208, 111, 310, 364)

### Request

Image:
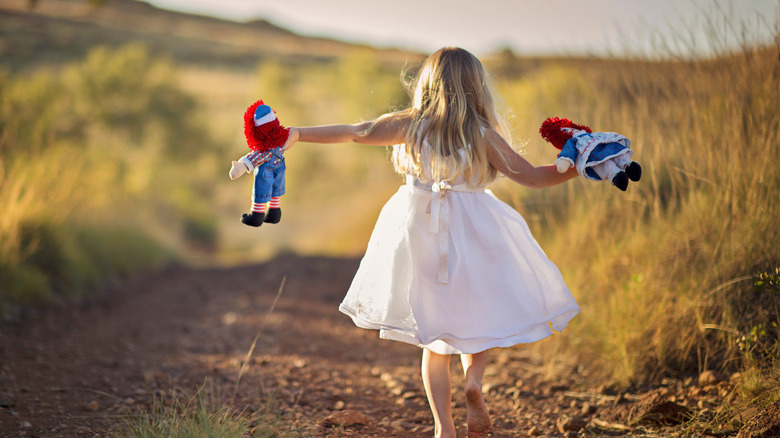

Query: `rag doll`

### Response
(539, 117, 641, 191)
(229, 100, 290, 227)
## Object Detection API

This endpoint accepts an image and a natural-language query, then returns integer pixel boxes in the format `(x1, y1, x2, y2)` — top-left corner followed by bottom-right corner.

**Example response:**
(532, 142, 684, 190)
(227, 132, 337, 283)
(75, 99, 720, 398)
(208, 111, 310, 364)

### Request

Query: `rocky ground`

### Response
(1, 255, 777, 437)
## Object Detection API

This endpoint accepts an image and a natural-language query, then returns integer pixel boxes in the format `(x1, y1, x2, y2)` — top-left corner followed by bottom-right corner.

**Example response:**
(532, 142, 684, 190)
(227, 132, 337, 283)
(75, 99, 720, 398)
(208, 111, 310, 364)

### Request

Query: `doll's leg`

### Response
(264, 160, 286, 224)
(264, 197, 282, 223)
(460, 351, 492, 436)
(422, 349, 456, 438)
(593, 160, 628, 191)
(626, 161, 642, 181)
(243, 165, 271, 227)
(611, 153, 640, 182)
(592, 159, 621, 181)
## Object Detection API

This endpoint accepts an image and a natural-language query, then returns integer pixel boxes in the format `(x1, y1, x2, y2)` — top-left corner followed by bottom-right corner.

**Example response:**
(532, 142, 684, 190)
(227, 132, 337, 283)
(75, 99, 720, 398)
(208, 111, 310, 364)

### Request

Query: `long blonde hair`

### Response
(391, 47, 508, 186)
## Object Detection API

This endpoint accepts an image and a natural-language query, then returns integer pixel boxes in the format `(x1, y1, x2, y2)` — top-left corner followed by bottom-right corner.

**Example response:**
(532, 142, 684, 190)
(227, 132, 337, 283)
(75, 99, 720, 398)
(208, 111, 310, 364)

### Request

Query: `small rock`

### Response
(83, 401, 99, 411)
(483, 382, 504, 393)
(320, 410, 370, 427)
(221, 312, 238, 326)
(20, 421, 32, 428)
(557, 415, 588, 432)
(419, 425, 435, 434)
(628, 391, 692, 425)
(401, 391, 421, 400)
(698, 370, 724, 387)
(581, 402, 597, 416)
(333, 400, 345, 410)
(391, 419, 417, 430)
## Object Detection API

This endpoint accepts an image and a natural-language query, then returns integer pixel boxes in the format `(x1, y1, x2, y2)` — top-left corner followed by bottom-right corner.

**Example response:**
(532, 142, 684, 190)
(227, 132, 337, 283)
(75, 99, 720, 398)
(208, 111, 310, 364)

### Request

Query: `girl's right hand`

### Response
(283, 127, 300, 151)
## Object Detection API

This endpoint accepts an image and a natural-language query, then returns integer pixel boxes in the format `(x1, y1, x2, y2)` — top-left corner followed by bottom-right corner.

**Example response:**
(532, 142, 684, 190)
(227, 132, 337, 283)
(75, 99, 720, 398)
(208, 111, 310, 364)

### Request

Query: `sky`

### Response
(145, 0, 778, 56)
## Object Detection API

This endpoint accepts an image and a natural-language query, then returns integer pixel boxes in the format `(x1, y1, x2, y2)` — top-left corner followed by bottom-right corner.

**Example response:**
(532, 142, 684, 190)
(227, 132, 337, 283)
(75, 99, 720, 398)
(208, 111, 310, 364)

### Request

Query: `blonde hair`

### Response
(390, 47, 509, 186)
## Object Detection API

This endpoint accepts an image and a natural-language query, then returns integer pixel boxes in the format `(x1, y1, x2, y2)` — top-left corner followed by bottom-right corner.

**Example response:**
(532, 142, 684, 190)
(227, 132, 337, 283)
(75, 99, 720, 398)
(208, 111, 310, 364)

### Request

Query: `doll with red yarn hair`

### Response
(540, 117, 641, 191)
(229, 100, 290, 226)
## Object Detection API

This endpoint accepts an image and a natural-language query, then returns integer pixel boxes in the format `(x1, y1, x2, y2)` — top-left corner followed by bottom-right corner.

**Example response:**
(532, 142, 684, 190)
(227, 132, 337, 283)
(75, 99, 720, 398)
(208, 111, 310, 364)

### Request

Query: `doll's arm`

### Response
(229, 150, 270, 180)
(554, 139, 578, 173)
(229, 160, 250, 180)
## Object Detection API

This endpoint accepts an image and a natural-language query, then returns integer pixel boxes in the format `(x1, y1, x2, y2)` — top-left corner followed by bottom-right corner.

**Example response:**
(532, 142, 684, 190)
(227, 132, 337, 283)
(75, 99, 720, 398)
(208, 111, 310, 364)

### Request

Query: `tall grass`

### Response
(0, 45, 220, 310)
(485, 13, 780, 389)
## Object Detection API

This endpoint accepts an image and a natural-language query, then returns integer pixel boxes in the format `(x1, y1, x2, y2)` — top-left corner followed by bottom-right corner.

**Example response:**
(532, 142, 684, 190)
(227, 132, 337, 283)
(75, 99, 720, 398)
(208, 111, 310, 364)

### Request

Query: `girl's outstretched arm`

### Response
(284, 113, 410, 151)
(485, 128, 578, 189)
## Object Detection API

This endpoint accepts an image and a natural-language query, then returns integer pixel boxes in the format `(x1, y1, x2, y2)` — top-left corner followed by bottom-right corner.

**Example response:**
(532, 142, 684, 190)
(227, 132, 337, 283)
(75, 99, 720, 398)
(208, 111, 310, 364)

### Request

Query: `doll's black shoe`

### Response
(241, 212, 265, 227)
(612, 171, 629, 191)
(264, 208, 282, 224)
(626, 161, 642, 181)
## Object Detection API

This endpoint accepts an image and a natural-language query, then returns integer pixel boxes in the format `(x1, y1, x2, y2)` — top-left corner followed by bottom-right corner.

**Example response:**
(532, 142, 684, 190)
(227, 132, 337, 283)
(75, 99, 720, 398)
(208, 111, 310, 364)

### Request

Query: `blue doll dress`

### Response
(556, 131, 633, 181)
(339, 144, 580, 355)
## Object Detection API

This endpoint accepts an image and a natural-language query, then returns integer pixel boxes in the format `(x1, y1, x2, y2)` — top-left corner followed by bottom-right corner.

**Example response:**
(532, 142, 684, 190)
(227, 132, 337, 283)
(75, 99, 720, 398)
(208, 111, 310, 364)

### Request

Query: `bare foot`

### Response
(465, 382, 491, 436)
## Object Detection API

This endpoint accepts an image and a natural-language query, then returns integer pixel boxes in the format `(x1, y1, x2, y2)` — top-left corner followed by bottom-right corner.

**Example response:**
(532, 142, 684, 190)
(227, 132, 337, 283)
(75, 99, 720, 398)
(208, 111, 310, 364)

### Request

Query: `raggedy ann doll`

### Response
(539, 117, 641, 191)
(229, 100, 290, 227)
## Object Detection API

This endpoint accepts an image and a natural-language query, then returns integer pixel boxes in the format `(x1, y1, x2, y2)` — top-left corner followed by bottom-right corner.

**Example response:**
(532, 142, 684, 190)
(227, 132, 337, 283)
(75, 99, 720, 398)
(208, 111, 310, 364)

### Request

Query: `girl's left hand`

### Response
(284, 128, 300, 151)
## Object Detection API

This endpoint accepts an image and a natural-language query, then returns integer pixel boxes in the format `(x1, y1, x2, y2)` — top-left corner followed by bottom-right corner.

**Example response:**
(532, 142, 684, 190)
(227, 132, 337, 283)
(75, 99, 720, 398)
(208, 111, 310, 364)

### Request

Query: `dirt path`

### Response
(0, 255, 742, 437)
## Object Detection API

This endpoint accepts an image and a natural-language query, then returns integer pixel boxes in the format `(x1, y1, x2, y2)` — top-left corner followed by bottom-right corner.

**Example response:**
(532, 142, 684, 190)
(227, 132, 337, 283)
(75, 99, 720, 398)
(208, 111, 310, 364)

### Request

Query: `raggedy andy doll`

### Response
(540, 117, 641, 191)
(229, 100, 290, 227)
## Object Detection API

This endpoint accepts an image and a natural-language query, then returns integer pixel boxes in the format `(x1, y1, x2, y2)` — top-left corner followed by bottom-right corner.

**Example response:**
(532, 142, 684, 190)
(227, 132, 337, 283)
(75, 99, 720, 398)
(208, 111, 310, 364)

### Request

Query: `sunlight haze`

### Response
(145, 0, 777, 55)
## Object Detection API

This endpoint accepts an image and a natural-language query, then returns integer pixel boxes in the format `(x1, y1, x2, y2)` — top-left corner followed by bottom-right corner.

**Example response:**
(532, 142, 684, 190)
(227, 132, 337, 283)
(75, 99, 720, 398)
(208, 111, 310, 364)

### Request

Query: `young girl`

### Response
(234, 47, 580, 438)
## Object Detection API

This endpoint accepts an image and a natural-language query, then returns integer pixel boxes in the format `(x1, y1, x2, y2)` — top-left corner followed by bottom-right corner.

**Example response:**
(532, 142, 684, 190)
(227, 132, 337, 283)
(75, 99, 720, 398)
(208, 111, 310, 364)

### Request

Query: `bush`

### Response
(0, 45, 218, 310)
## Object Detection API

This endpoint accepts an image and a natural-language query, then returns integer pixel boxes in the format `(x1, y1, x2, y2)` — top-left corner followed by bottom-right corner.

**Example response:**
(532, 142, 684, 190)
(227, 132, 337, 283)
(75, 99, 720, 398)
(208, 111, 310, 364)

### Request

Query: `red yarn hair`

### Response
(539, 117, 592, 150)
(243, 100, 290, 152)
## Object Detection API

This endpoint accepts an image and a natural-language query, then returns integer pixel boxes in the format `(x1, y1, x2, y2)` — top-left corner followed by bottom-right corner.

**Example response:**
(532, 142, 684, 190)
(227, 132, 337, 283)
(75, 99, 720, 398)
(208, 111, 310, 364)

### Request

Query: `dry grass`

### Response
(485, 32, 780, 389)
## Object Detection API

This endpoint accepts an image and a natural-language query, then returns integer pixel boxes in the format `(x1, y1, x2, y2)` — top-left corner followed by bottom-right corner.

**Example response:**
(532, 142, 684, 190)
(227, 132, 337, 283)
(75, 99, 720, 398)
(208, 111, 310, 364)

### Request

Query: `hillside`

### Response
(0, 0, 419, 71)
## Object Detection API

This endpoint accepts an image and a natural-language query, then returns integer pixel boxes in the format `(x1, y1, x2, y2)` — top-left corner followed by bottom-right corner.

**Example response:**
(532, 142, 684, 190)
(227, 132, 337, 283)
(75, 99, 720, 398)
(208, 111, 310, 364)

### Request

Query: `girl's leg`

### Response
(460, 351, 491, 435)
(422, 349, 456, 438)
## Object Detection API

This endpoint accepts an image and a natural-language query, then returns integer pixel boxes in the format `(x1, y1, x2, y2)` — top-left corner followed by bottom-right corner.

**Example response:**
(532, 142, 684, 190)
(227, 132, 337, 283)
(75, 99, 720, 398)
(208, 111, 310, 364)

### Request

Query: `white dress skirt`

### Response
(339, 175, 580, 355)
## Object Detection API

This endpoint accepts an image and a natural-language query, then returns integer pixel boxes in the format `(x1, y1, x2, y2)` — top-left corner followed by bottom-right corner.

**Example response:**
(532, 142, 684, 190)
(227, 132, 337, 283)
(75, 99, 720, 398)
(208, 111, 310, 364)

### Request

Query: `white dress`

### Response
(339, 146, 580, 355)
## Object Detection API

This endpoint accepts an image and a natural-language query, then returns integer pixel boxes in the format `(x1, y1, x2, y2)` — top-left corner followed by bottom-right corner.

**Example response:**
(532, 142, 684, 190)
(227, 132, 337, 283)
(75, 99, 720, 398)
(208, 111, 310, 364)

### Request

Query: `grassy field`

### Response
(2, 0, 778, 418)
(493, 47, 780, 391)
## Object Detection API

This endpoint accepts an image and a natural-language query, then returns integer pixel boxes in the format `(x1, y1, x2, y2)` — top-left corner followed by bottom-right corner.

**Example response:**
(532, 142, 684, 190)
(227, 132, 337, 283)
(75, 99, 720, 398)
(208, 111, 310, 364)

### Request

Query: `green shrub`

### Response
(0, 45, 217, 308)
